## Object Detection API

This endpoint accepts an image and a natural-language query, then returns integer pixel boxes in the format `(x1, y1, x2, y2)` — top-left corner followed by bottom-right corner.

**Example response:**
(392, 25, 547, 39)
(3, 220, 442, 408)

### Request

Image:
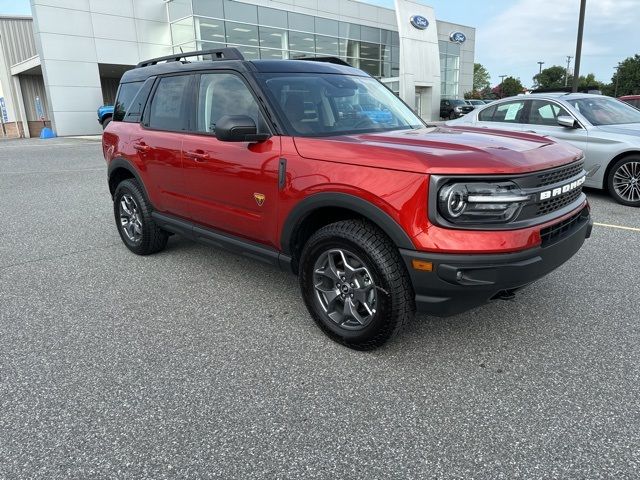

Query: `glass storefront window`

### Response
(359, 42, 380, 61)
(339, 23, 360, 40)
(225, 22, 259, 46)
(171, 17, 195, 45)
(315, 18, 339, 37)
(288, 31, 315, 53)
(260, 49, 288, 60)
(259, 26, 287, 50)
(361, 26, 380, 43)
(315, 35, 339, 56)
(224, 0, 257, 23)
(258, 6, 287, 28)
(197, 18, 225, 43)
(192, 0, 222, 18)
(360, 59, 380, 77)
(231, 44, 260, 59)
(168, 0, 192, 21)
(288, 13, 314, 32)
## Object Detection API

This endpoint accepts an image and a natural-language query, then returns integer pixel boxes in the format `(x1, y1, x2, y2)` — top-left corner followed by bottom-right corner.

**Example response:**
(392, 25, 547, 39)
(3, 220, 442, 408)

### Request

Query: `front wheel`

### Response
(607, 156, 640, 207)
(299, 220, 415, 350)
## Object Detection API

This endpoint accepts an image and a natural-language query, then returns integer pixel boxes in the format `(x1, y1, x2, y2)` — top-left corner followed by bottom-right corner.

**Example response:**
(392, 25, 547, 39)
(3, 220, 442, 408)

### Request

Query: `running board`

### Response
(151, 212, 293, 272)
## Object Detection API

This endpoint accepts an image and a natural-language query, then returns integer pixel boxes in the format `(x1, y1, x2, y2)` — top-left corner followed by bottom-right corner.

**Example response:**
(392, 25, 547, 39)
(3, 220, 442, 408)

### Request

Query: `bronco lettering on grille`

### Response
(539, 175, 586, 200)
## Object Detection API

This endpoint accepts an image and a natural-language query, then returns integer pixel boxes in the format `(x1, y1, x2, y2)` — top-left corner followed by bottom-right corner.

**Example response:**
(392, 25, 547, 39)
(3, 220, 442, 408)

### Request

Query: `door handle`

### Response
(133, 142, 150, 153)
(185, 150, 210, 162)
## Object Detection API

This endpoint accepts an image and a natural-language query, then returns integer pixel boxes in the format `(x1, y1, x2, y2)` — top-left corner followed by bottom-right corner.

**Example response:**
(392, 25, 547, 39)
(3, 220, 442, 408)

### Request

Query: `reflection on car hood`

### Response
(595, 123, 640, 137)
(292, 126, 583, 175)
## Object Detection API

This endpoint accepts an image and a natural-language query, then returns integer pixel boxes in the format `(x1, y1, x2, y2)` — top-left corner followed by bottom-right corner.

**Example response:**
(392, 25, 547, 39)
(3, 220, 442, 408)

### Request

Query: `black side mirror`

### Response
(215, 115, 271, 142)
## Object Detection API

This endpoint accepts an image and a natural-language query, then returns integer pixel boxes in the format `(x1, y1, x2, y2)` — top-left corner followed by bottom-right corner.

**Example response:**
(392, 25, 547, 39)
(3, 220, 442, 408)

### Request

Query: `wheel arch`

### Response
(281, 193, 415, 272)
(108, 158, 149, 200)
(603, 150, 640, 191)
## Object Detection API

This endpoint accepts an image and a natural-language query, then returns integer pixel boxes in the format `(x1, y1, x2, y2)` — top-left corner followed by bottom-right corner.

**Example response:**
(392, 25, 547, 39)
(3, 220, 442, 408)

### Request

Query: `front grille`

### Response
(540, 208, 589, 246)
(536, 188, 582, 216)
(535, 161, 584, 188)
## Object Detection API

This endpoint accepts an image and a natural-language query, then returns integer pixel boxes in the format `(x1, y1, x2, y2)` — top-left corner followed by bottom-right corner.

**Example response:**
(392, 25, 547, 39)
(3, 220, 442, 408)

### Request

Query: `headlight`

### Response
(438, 182, 531, 224)
(454, 106, 462, 112)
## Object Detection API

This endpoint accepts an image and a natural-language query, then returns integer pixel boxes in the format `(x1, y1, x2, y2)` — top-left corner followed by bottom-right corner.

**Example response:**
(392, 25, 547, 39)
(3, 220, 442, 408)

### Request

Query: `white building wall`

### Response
(30, 0, 172, 136)
(394, 0, 440, 121)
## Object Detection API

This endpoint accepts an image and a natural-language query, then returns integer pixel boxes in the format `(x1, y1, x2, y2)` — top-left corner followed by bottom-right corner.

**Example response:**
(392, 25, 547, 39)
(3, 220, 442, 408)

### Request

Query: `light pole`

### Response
(499, 75, 507, 97)
(565, 56, 573, 87)
(572, 0, 587, 92)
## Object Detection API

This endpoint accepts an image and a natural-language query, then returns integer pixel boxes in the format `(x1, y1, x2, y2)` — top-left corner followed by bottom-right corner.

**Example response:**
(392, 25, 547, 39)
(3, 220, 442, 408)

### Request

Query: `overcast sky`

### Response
(2, 0, 638, 88)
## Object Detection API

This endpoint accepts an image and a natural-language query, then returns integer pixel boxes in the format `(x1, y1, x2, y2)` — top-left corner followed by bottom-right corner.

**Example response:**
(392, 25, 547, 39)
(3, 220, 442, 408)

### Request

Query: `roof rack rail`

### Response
(296, 56, 352, 67)
(136, 47, 245, 68)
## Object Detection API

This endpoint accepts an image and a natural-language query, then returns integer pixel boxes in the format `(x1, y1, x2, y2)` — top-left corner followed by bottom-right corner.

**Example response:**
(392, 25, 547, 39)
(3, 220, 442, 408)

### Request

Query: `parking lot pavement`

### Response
(1, 138, 639, 479)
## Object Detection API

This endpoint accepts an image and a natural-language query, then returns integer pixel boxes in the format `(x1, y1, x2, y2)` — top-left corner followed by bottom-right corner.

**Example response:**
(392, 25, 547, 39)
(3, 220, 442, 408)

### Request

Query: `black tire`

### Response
(448, 111, 456, 120)
(113, 179, 168, 255)
(607, 155, 640, 207)
(298, 220, 415, 350)
(102, 117, 112, 130)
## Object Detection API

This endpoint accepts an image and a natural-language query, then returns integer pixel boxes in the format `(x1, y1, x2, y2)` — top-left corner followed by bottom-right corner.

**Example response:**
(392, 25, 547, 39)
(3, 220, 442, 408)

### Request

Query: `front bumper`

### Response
(400, 208, 592, 316)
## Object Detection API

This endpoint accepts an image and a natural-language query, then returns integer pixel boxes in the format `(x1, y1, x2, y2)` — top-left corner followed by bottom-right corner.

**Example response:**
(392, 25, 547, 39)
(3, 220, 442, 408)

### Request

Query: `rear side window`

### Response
(113, 81, 143, 121)
(478, 101, 525, 123)
(123, 77, 155, 123)
(148, 75, 191, 131)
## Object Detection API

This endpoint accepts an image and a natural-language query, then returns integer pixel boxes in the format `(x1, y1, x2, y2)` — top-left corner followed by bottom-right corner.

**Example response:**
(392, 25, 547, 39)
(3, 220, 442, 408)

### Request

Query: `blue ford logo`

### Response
(410, 15, 429, 30)
(449, 31, 466, 43)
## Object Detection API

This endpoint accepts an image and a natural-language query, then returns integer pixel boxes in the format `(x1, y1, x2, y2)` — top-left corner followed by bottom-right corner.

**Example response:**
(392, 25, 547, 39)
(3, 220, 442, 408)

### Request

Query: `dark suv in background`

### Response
(440, 98, 474, 120)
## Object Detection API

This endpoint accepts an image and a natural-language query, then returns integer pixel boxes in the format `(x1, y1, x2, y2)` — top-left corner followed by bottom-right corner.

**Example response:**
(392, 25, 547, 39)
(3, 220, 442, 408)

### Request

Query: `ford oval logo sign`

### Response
(449, 31, 466, 43)
(410, 15, 429, 30)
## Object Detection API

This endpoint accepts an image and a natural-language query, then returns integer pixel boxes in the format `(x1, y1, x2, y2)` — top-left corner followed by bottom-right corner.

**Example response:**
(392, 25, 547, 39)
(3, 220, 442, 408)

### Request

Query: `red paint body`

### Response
(103, 123, 585, 254)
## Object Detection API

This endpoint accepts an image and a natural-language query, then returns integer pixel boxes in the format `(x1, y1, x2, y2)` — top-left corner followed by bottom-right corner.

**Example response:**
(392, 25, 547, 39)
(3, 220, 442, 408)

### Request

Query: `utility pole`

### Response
(499, 75, 507, 97)
(572, 0, 587, 92)
(537, 61, 544, 75)
(614, 65, 620, 97)
(565, 56, 573, 87)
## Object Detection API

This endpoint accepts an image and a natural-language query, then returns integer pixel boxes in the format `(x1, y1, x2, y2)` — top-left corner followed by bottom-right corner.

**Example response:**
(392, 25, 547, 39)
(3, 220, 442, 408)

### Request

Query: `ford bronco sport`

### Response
(103, 48, 592, 350)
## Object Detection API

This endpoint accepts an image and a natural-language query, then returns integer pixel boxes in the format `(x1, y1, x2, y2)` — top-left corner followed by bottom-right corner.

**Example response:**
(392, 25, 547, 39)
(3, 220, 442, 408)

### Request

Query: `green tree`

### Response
(500, 76, 524, 97)
(533, 65, 568, 89)
(611, 54, 640, 96)
(577, 73, 606, 91)
(473, 63, 491, 92)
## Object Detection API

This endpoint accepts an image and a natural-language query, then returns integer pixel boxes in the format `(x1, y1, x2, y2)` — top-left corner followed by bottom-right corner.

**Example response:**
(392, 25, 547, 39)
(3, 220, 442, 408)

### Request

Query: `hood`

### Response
(595, 123, 640, 137)
(292, 126, 583, 175)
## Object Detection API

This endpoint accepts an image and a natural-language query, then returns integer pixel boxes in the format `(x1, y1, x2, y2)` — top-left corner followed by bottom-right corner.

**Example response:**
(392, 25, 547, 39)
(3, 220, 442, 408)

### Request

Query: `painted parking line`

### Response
(594, 222, 640, 233)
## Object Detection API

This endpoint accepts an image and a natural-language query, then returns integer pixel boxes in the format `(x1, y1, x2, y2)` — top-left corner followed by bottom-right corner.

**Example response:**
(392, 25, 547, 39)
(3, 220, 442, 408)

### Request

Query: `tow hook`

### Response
(493, 289, 517, 301)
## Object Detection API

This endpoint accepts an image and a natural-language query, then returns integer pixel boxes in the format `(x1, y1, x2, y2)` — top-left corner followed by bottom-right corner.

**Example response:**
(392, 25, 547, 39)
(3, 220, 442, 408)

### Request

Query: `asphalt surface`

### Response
(0, 137, 638, 479)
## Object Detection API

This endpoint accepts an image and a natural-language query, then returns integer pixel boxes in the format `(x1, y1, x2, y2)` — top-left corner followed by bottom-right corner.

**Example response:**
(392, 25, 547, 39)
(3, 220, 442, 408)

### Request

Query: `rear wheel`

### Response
(102, 116, 112, 130)
(607, 156, 640, 207)
(113, 179, 168, 255)
(299, 220, 415, 350)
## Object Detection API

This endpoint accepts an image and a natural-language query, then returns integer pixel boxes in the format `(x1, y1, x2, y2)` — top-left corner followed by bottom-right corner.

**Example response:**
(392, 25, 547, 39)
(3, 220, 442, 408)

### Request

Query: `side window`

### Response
(123, 77, 155, 123)
(527, 100, 570, 126)
(148, 75, 191, 131)
(479, 101, 525, 123)
(196, 73, 266, 134)
(113, 81, 143, 122)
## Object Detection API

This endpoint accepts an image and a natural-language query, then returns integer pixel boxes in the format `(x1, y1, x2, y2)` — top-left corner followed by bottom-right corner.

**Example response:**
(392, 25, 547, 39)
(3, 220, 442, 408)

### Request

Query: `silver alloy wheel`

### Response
(313, 248, 378, 330)
(613, 161, 640, 202)
(119, 193, 143, 243)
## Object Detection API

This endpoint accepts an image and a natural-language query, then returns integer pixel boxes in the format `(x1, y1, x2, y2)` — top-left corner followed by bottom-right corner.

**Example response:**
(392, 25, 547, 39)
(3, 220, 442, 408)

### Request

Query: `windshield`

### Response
(258, 73, 424, 137)
(565, 96, 640, 126)
(450, 100, 466, 106)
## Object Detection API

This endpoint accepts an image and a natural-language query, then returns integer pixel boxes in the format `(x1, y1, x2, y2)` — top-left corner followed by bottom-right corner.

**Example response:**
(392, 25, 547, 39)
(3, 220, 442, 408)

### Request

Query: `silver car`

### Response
(447, 93, 640, 206)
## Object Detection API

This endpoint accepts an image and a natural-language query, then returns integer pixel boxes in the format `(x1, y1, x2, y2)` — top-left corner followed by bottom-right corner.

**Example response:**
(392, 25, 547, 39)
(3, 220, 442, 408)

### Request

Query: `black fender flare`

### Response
(107, 157, 149, 200)
(280, 192, 415, 255)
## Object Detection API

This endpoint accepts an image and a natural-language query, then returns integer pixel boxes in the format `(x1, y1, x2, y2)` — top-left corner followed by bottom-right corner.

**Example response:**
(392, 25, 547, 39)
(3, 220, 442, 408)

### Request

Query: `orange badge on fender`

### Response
(254, 193, 265, 206)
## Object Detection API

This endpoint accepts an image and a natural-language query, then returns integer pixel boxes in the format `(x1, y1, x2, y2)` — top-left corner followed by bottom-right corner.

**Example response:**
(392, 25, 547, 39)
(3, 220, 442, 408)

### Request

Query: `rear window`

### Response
(147, 75, 191, 131)
(113, 82, 143, 122)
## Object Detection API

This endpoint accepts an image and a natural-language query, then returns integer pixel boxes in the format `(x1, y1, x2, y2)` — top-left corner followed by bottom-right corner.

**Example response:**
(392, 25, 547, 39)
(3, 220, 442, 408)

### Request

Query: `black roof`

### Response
(121, 47, 367, 84)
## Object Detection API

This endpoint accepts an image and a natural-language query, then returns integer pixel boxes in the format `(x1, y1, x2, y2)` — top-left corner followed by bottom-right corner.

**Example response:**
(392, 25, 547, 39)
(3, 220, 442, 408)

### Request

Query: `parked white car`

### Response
(447, 93, 640, 206)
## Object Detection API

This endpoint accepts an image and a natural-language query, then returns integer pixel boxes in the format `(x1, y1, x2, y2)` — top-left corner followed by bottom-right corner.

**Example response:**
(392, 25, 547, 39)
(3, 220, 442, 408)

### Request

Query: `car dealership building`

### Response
(0, 0, 474, 137)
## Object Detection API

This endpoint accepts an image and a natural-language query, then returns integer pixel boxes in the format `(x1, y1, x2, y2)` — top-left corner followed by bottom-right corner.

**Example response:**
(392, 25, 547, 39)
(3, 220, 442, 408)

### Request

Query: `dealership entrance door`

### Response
(414, 86, 432, 121)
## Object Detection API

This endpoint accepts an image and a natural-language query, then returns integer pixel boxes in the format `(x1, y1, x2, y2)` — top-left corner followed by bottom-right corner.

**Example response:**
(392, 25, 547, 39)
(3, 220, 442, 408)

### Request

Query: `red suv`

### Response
(103, 48, 592, 349)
